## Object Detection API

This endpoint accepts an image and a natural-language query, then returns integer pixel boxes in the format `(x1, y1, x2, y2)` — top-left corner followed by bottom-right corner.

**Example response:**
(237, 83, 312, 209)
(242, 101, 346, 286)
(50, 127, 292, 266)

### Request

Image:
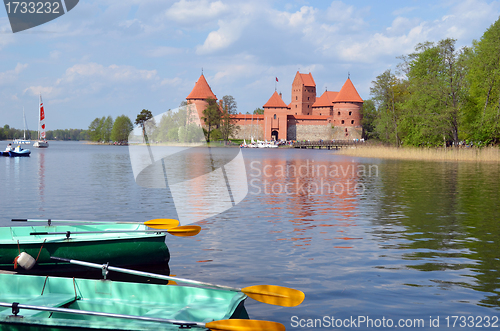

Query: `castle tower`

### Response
(332, 78, 363, 138)
(263, 91, 289, 141)
(290, 72, 316, 115)
(186, 74, 217, 126)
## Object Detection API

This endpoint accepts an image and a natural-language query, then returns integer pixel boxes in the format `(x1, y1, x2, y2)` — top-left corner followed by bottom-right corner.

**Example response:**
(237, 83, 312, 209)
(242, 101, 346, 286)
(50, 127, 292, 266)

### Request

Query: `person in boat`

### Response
(5, 143, 13, 152)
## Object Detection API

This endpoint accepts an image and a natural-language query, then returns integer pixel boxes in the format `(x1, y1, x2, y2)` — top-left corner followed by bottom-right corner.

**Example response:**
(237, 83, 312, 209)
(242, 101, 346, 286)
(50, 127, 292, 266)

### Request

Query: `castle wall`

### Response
(287, 115, 332, 141)
(331, 126, 363, 140)
(312, 106, 332, 116)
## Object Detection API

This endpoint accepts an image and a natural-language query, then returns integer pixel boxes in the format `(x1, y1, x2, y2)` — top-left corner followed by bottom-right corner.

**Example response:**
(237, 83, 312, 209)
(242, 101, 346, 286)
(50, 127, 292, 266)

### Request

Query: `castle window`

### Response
(341, 120, 345, 124)
(295, 105, 297, 108)
(308, 97, 309, 100)
(351, 120, 354, 124)
(338, 111, 341, 116)
(349, 111, 352, 116)
(296, 96, 298, 100)
(274, 114, 276, 120)
(307, 105, 309, 108)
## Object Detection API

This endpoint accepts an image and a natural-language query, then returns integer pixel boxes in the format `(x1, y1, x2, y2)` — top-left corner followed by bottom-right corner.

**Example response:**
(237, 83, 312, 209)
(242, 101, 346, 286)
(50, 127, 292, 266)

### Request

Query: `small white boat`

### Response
(33, 94, 49, 148)
(13, 108, 31, 145)
(256, 140, 278, 148)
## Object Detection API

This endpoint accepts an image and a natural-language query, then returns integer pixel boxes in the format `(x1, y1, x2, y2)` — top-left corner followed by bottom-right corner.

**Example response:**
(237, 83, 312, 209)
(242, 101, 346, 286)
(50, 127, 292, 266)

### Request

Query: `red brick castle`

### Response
(186, 71, 364, 141)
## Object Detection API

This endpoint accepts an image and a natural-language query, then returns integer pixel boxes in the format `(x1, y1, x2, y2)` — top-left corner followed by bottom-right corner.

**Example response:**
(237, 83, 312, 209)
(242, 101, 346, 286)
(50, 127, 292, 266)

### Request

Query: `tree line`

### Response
(363, 17, 500, 147)
(0, 125, 89, 141)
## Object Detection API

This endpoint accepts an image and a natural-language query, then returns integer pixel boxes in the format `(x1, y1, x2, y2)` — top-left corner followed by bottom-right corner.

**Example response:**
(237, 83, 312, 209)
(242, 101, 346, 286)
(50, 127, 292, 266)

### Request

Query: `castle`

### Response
(185, 71, 364, 141)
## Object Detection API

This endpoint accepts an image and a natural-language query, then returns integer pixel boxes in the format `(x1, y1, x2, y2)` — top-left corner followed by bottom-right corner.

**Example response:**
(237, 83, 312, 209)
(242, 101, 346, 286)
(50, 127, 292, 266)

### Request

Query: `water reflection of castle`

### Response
(186, 72, 364, 141)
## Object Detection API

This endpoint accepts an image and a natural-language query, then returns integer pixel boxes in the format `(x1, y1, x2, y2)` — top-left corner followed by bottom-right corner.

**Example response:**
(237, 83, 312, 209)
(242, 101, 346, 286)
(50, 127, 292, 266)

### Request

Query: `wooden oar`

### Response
(51, 257, 305, 307)
(29, 225, 201, 238)
(12, 218, 180, 230)
(0, 302, 284, 331)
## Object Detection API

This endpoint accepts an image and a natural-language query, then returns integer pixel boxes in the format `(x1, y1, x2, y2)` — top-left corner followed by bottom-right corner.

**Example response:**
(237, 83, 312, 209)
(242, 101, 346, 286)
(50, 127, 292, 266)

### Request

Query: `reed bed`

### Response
(335, 146, 500, 162)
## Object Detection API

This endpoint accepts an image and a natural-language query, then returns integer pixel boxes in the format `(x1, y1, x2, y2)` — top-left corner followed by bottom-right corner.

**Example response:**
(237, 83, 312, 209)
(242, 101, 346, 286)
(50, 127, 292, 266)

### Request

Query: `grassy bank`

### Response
(335, 145, 500, 162)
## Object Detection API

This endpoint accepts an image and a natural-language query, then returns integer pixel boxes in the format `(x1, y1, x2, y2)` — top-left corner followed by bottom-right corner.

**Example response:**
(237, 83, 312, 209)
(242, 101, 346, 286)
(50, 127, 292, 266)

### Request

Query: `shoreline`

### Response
(334, 145, 500, 162)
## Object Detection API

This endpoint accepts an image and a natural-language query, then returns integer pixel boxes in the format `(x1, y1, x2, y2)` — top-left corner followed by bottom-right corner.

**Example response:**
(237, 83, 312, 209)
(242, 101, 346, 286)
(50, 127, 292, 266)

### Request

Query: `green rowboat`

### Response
(0, 224, 169, 271)
(0, 273, 248, 331)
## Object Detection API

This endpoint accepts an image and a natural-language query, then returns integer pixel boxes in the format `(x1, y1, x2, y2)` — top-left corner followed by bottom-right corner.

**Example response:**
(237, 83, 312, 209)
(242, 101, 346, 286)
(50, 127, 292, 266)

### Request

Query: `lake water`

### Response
(1, 141, 499, 330)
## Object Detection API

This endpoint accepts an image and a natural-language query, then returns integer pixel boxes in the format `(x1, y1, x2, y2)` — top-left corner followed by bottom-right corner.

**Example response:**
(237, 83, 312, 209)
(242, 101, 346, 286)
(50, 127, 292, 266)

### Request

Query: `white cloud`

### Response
(277, 6, 317, 28)
(23, 63, 158, 100)
(165, 0, 228, 25)
(0, 63, 28, 84)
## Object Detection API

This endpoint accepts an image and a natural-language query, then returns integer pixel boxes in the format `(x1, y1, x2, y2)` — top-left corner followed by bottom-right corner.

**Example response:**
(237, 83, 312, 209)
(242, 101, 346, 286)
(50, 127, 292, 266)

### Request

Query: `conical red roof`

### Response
(312, 91, 338, 107)
(186, 74, 217, 100)
(334, 78, 363, 103)
(263, 91, 288, 108)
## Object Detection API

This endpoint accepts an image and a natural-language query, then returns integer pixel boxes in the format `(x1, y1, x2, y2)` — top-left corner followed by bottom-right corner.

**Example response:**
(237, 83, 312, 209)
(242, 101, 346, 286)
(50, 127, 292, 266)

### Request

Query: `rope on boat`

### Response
(35, 239, 47, 262)
(13, 240, 21, 269)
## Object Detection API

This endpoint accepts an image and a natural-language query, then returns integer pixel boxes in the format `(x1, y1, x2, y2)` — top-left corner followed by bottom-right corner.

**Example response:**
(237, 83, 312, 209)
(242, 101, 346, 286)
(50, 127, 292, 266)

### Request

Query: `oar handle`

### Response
(51, 257, 239, 291)
(30, 230, 166, 236)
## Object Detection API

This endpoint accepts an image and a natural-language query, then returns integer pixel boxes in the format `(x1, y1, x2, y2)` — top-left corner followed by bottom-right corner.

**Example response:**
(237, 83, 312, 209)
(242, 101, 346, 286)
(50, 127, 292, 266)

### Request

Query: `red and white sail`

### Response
(39, 94, 46, 140)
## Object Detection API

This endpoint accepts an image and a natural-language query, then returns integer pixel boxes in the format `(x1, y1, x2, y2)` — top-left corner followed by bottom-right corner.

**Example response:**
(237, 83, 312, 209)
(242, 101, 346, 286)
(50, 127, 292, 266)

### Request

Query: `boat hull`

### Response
(0, 273, 247, 331)
(0, 224, 170, 272)
(33, 141, 49, 148)
(8, 151, 31, 157)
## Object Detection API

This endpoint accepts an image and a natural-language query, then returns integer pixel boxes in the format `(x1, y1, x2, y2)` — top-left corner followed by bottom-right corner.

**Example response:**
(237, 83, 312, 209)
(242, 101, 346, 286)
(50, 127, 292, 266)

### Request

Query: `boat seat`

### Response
(0, 293, 79, 317)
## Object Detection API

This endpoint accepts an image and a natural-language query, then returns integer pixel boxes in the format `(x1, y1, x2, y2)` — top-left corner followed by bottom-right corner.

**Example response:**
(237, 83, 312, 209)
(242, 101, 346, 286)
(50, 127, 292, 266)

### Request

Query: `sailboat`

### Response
(13, 107, 31, 145)
(33, 94, 49, 148)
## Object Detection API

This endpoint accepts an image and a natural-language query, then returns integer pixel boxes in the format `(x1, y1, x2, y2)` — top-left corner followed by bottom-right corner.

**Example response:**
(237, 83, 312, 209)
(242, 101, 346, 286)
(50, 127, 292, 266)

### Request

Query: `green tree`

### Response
(201, 97, 220, 142)
(88, 117, 104, 142)
(111, 115, 133, 143)
(135, 109, 155, 144)
(400, 39, 469, 146)
(253, 108, 264, 114)
(361, 99, 377, 139)
(465, 17, 500, 144)
(221, 95, 237, 114)
(219, 100, 239, 142)
(101, 116, 114, 142)
(370, 69, 405, 146)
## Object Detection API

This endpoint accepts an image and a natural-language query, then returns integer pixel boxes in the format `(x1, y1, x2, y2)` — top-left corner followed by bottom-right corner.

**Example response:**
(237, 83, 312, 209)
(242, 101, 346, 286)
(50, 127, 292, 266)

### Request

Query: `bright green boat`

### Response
(0, 273, 248, 331)
(0, 224, 169, 272)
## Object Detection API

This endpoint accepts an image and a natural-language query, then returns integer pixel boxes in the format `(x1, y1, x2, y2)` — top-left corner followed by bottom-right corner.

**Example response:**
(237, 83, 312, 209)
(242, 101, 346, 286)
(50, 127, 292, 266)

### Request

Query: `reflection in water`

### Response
(37, 151, 45, 210)
(370, 160, 500, 307)
(248, 155, 378, 249)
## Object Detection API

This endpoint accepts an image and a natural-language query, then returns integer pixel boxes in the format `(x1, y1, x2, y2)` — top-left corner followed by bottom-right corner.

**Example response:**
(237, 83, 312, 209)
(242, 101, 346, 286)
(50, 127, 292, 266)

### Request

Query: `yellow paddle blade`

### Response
(144, 219, 180, 229)
(242, 285, 305, 307)
(206, 319, 285, 331)
(167, 274, 177, 285)
(167, 225, 201, 237)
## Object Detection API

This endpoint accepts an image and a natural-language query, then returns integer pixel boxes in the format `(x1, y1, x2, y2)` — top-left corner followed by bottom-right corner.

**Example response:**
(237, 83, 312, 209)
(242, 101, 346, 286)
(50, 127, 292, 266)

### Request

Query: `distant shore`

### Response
(335, 145, 500, 162)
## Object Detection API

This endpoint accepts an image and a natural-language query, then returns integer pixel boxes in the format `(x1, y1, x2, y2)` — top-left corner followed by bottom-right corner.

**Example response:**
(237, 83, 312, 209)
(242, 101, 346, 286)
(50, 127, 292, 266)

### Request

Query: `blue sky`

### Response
(1, 0, 500, 130)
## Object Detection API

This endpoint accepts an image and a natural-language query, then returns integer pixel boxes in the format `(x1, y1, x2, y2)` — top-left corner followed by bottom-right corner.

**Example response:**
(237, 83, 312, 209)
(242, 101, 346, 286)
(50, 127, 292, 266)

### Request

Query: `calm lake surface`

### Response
(1, 141, 499, 330)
